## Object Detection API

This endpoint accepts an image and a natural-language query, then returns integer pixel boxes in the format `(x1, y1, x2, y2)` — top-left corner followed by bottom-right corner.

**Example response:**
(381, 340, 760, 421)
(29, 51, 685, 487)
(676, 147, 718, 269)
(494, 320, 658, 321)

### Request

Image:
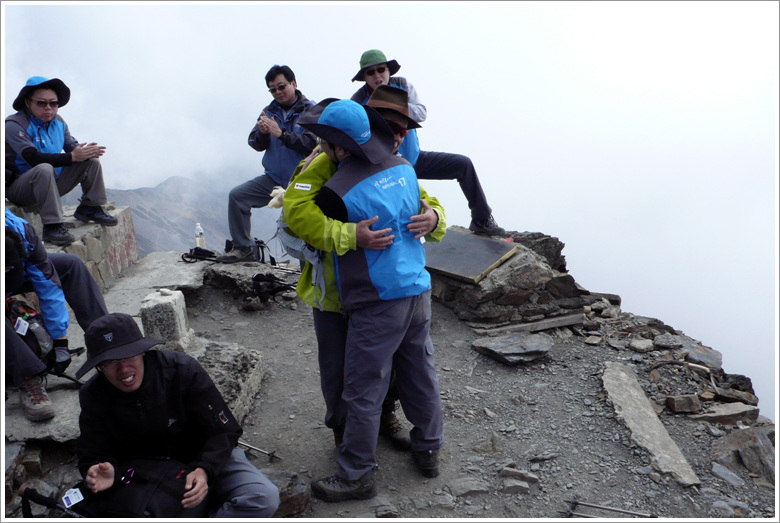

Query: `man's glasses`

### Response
(31, 99, 59, 108)
(387, 121, 408, 138)
(97, 354, 141, 372)
(268, 83, 290, 94)
(363, 66, 387, 77)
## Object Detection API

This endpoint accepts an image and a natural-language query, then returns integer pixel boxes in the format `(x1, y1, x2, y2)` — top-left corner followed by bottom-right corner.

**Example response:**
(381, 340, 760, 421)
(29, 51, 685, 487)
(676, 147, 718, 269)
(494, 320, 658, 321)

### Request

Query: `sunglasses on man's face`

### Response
(31, 99, 59, 108)
(268, 83, 290, 94)
(363, 66, 387, 77)
(387, 121, 408, 137)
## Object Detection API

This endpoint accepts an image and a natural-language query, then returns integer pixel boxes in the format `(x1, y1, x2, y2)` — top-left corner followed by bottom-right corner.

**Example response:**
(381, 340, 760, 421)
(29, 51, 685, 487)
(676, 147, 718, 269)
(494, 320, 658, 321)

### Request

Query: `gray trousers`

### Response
(5, 159, 107, 225)
(337, 291, 444, 481)
(227, 174, 277, 249)
(415, 151, 492, 221)
(5, 252, 108, 385)
(209, 448, 280, 518)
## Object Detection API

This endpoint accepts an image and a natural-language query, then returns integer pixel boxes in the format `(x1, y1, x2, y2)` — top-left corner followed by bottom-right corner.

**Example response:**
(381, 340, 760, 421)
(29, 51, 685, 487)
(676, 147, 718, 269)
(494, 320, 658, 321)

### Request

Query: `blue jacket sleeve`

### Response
(21, 221, 69, 338)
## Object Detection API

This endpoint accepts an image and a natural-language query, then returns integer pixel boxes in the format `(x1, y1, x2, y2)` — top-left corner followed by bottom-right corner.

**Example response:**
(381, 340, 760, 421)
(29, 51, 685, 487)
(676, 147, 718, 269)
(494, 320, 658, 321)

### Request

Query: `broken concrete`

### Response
(602, 362, 700, 486)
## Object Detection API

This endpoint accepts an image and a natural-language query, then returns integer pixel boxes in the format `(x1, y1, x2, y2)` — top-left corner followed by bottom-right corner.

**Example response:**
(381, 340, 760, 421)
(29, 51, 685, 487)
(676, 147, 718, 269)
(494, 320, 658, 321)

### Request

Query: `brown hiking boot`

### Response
(311, 470, 377, 502)
(413, 449, 440, 478)
(379, 402, 412, 450)
(18, 376, 55, 421)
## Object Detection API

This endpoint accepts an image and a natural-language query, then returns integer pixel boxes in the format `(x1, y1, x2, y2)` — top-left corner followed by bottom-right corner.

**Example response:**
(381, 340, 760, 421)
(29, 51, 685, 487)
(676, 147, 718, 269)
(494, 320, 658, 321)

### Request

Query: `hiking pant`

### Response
(337, 291, 444, 481)
(313, 308, 402, 434)
(5, 159, 108, 225)
(227, 174, 276, 249)
(210, 448, 280, 518)
(49, 253, 109, 330)
(415, 150, 492, 222)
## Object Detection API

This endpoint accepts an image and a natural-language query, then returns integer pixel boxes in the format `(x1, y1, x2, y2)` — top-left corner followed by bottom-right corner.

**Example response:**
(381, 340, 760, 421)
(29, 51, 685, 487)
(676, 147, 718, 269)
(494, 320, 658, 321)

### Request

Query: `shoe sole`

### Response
(311, 483, 377, 502)
(43, 236, 75, 246)
(74, 214, 118, 226)
(24, 410, 55, 422)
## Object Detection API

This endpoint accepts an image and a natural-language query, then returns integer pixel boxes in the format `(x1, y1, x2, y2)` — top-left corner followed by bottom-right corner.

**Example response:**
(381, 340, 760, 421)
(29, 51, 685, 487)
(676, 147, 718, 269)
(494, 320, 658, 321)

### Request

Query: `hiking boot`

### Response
(18, 376, 55, 422)
(311, 471, 377, 502)
(413, 449, 440, 478)
(469, 215, 505, 236)
(73, 205, 118, 226)
(379, 402, 412, 450)
(42, 223, 75, 246)
(216, 246, 254, 263)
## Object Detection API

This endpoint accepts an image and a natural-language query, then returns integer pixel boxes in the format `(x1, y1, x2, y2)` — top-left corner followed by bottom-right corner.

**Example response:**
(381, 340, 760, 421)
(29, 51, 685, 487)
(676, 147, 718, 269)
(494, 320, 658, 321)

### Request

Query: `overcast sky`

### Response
(3, 1, 777, 420)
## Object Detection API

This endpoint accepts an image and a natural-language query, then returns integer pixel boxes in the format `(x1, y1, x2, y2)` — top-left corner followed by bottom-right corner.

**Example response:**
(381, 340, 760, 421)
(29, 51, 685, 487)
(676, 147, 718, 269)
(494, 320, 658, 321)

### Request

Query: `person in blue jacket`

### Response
(5, 76, 118, 246)
(299, 100, 444, 502)
(5, 209, 108, 421)
(219, 65, 318, 262)
(350, 49, 506, 236)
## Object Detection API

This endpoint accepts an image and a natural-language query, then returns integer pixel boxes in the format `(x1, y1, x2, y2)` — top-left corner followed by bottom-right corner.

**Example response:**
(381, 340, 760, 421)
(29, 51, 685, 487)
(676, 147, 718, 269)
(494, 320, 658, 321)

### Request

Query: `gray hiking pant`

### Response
(337, 291, 444, 481)
(313, 309, 403, 433)
(227, 174, 277, 249)
(210, 448, 280, 518)
(4, 253, 108, 385)
(5, 159, 107, 225)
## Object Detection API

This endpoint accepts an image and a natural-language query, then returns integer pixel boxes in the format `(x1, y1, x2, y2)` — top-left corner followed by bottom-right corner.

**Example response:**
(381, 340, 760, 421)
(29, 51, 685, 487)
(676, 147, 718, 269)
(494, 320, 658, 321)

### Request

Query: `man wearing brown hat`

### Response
(5, 76, 117, 246)
(351, 49, 506, 236)
(294, 99, 444, 501)
(75, 312, 280, 517)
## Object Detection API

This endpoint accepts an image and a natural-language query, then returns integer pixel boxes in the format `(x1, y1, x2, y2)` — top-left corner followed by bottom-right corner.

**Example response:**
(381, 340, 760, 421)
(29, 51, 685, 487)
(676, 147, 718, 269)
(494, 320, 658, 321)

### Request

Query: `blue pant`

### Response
(337, 291, 444, 480)
(210, 448, 280, 518)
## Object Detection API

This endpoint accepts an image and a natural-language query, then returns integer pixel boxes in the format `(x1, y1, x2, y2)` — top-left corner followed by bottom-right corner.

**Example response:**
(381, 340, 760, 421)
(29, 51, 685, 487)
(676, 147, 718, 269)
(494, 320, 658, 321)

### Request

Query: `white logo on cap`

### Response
(104, 333, 113, 342)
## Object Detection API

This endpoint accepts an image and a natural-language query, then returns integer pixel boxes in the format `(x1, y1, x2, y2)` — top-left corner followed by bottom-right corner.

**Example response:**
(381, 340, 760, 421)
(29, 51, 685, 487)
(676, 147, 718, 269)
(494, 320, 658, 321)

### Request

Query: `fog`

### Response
(3, 1, 777, 420)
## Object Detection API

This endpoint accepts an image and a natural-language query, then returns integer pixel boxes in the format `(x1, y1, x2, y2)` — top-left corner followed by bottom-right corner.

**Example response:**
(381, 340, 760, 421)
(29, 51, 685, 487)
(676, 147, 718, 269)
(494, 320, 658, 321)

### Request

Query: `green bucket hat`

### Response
(351, 49, 401, 82)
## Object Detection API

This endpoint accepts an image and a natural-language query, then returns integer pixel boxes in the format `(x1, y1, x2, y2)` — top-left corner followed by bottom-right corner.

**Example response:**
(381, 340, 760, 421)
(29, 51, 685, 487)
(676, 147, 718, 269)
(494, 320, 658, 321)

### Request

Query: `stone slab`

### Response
(688, 403, 760, 425)
(472, 332, 553, 365)
(602, 362, 700, 486)
(425, 227, 518, 284)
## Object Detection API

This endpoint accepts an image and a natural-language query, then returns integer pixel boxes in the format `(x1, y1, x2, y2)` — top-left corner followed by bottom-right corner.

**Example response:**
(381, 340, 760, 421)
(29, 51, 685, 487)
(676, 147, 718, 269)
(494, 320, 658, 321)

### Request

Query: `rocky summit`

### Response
(3, 203, 776, 519)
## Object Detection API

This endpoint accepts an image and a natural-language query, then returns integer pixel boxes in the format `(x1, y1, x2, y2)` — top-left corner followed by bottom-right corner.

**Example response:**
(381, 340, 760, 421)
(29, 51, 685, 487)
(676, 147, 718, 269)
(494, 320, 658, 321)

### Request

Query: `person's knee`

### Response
(30, 164, 57, 182)
(229, 482, 281, 518)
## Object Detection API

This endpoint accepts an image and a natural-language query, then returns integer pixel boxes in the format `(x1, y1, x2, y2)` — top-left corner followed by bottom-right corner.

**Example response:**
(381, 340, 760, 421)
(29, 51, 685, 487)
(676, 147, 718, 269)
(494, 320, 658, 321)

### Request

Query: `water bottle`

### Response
(195, 223, 206, 248)
(28, 320, 53, 360)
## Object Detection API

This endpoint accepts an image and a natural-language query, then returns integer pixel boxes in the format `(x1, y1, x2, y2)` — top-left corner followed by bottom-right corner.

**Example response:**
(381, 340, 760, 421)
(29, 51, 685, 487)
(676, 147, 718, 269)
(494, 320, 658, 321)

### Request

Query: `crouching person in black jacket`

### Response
(74, 312, 280, 518)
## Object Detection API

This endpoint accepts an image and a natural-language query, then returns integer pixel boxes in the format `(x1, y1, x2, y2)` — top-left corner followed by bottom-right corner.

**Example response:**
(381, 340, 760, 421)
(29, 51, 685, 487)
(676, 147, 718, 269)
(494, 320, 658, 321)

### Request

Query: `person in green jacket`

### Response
(283, 89, 446, 455)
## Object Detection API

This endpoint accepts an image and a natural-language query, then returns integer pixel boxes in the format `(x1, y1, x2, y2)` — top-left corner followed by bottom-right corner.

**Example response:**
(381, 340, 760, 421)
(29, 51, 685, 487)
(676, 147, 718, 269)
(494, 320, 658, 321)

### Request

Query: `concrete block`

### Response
(141, 289, 188, 344)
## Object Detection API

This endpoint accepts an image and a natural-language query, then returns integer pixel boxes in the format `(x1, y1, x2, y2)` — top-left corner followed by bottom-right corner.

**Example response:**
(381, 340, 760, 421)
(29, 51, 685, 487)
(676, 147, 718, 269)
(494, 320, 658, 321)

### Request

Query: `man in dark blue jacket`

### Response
(5, 76, 118, 246)
(219, 65, 318, 262)
(5, 208, 108, 421)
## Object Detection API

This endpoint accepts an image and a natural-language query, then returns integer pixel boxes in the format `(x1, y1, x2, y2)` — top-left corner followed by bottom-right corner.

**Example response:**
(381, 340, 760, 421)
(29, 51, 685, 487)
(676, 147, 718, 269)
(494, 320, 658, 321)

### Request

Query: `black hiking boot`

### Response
(311, 471, 377, 502)
(379, 401, 412, 450)
(42, 223, 75, 246)
(74, 204, 118, 226)
(469, 215, 505, 236)
(413, 449, 440, 478)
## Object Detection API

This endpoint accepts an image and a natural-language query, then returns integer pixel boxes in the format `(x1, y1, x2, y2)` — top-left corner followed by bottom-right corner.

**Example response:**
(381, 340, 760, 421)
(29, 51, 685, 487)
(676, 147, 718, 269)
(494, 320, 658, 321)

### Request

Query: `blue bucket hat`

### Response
(299, 99, 394, 164)
(13, 76, 71, 111)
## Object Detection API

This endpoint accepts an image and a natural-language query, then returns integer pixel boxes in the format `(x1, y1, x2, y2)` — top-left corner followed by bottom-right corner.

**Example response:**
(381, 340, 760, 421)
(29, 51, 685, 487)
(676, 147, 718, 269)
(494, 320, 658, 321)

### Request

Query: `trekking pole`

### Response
(562, 496, 657, 518)
(238, 439, 281, 462)
(18, 484, 84, 518)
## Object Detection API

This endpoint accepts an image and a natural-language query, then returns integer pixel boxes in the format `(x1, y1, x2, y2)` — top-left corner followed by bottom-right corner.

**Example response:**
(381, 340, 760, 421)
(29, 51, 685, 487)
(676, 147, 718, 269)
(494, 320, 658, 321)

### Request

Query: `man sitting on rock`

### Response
(75, 312, 280, 517)
(5, 208, 108, 421)
(5, 76, 118, 246)
(350, 49, 505, 236)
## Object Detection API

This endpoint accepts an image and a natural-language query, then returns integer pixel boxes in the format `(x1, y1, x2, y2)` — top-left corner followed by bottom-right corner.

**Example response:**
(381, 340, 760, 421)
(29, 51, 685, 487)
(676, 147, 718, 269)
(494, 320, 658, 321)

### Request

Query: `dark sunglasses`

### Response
(268, 83, 290, 94)
(31, 99, 59, 108)
(363, 66, 386, 77)
(387, 121, 408, 137)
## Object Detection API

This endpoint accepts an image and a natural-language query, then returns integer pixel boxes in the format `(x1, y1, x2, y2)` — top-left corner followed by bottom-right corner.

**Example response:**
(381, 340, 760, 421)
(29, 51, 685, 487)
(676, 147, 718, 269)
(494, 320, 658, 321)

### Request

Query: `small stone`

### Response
(629, 339, 654, 353)
(502, 478, 531, 494)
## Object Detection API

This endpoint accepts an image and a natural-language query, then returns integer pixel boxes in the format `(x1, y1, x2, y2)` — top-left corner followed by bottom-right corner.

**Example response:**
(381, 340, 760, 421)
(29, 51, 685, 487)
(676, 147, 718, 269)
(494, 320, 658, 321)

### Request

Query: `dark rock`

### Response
(472, 332, 553, 365)
(259, 469, 310, 517)
(711, 427, 775, 484)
